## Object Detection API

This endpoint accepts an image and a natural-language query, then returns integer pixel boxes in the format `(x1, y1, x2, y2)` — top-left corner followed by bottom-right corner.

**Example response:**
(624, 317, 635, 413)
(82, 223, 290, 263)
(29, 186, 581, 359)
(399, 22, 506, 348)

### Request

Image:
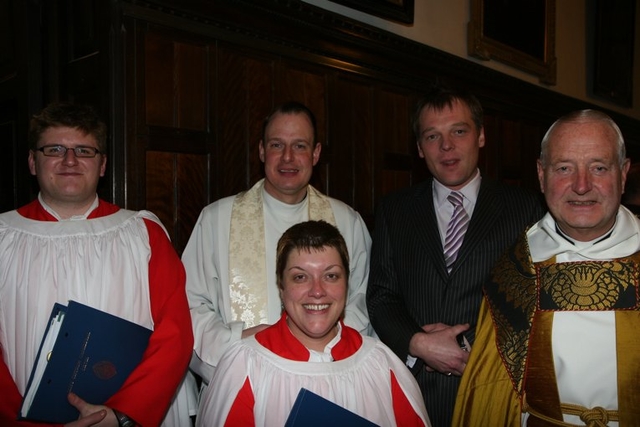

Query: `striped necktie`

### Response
(443, 191, 470, 273)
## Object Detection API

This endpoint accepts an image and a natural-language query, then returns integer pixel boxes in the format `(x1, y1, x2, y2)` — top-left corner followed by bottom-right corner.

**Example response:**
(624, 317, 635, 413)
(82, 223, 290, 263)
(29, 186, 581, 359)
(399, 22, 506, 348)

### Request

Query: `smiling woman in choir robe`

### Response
(196, 220, 431, 427)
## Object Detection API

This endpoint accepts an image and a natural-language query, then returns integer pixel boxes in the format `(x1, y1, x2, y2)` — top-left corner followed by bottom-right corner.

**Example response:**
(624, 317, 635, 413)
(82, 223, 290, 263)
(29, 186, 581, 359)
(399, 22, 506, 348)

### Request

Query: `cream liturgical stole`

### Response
(228, 179, 336, 327)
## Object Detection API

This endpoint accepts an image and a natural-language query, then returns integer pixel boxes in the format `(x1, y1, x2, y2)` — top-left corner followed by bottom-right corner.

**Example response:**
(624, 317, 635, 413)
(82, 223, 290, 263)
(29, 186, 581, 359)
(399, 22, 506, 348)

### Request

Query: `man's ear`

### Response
(99, 155, 107, 177)
(536, 159, 545, 193)
(259, 140, 265, 163)
(477, 127, 486, 148)
(312, 142, 322, 166)
(28, 150, 37, 176)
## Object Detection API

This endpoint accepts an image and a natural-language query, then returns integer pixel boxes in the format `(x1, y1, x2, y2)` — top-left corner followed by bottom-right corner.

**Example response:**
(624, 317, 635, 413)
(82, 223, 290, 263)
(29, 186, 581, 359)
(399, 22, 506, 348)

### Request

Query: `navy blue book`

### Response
(19, 301, 152, 424)
(285, 388, 380, 427)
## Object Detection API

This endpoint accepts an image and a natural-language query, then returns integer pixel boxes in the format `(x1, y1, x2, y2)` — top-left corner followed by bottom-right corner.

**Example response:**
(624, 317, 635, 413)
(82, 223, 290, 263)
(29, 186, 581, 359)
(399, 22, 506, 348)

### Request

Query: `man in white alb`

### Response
(182, 101, 372, 386)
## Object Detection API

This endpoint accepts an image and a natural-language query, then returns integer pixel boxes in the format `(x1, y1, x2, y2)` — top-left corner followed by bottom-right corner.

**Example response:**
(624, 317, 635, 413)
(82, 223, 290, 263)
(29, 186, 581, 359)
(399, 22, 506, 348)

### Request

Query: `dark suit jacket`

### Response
(366, 177, 545, 427)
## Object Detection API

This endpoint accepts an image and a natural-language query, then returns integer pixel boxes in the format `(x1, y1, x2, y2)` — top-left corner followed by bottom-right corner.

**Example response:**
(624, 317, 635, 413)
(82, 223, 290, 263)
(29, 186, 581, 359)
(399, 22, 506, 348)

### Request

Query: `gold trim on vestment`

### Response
(228, 179, 336, 326)
(538, 261, 638, 311)
(524, 396, 619, 427)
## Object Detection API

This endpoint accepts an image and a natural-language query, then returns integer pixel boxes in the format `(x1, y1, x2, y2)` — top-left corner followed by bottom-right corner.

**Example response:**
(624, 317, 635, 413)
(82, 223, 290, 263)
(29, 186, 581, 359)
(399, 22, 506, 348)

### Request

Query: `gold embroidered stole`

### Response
(228, 179, 336, 326)
(485, 233, 640, 425)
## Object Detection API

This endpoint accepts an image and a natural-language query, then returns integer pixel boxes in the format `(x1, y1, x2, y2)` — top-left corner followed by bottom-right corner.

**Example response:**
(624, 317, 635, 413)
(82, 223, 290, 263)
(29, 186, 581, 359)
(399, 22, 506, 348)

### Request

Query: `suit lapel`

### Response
(451, 179, 503, 274)
(408, 179, 450, 280)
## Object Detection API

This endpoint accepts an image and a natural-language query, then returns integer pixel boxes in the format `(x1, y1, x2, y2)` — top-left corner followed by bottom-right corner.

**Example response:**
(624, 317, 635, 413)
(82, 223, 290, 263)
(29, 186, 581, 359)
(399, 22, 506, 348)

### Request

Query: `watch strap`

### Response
(113, 409, 136, 427)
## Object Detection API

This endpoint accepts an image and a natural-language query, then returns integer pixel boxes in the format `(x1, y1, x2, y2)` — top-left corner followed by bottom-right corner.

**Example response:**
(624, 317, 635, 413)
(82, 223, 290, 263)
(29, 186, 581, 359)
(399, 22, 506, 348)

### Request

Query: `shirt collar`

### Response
(38, 193, 99, 221)
(308, 322, 343, 362)
(554, 222, 615, 248)
(433, 169, 482, 208)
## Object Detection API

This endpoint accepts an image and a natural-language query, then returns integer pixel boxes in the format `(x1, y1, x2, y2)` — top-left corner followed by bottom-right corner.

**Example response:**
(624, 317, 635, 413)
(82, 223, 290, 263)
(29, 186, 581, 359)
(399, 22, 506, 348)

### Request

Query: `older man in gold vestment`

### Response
(453, 110, 640, 426)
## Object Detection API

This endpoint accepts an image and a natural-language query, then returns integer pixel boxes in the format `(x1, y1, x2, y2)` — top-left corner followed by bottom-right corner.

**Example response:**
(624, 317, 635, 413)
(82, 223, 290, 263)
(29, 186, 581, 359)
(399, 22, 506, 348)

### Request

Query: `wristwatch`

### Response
(113, 409, 136, 427)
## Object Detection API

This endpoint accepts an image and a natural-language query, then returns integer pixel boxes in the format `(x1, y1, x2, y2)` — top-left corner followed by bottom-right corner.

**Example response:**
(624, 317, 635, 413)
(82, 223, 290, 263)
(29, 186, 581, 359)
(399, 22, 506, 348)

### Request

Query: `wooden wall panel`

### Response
(520, 121, 546, 191)
(140, 29, 213, 251)
(146, 151, 175, 236)
(0, 106, 20, 212)
(145, 149, 209, 255)
(478, 114, 498, 181)
(482, 112, 547, 189)
(0, 0, 16, 81)
(145, 32, 175, 126)
(177, 152, 208, 254)
(330, 77, 373, 217)
(58, 0, 109, 108)
(498, 118, 525, 181)
(0, 0, 39, 211)
(216, 44, 273, 198)
(0, 0, 22, 211)
(7, 0, 640, 257)
(174, 42, 208, 131)
(144, 33, 208, 130)
(112, 0, 640, 254)
(375, 89, 416, 200)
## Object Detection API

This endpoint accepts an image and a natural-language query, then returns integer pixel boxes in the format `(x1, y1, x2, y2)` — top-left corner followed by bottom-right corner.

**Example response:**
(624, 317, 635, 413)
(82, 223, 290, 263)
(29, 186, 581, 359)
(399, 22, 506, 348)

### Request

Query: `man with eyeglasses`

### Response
(0, 103, 195, 427)
(182, 101, 373, 395)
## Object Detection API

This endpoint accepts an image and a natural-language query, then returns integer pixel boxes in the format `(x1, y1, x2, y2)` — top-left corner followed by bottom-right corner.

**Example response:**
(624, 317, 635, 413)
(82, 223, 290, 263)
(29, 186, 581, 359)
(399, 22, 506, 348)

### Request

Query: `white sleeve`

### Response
(182, 200, 244, 384)
(196, 341, 250, 426)
(330, 199, 374, 336)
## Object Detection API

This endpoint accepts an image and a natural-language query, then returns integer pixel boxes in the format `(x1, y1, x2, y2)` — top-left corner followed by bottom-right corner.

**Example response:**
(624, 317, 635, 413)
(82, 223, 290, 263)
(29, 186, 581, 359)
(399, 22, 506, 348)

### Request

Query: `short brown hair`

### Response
(276, 220, 349, 290)
(412, 83, 483, 141)
(262, 101, 318, 146)
(29, 103, 107, 152)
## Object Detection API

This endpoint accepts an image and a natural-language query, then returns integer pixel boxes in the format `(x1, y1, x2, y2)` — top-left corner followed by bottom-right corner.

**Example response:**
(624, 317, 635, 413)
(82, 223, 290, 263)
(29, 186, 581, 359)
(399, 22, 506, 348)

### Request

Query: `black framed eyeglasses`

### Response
(36, 145, 102, 158)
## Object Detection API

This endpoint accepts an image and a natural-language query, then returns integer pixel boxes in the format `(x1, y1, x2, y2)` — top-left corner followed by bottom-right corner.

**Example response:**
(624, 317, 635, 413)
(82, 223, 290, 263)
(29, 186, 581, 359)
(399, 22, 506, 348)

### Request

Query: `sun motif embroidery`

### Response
(538, 261, 635, 310)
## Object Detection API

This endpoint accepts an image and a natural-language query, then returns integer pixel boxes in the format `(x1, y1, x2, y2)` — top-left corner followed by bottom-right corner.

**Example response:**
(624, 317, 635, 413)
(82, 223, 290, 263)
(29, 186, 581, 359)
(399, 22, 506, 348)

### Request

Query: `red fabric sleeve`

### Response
(391, 371, 426, 427)
(224, 378, 255, 427)
(103, 218, 193, 426)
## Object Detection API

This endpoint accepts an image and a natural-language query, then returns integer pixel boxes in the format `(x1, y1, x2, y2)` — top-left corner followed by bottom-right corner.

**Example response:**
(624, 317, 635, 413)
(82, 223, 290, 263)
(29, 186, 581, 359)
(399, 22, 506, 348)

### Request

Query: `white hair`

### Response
(539, 109, 626, 167)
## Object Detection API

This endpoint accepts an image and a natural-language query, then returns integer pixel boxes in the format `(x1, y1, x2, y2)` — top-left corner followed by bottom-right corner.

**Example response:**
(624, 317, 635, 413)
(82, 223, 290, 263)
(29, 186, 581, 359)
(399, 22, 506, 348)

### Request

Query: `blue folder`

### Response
(285, 388, 380, 427)
(19, 301, 152, 423)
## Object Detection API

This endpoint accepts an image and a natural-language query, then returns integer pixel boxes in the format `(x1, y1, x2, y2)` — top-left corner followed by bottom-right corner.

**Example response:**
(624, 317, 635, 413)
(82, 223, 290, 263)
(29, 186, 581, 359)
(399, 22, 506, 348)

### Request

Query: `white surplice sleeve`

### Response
(329, 198, 374, 336)
(182, 197, 244, 384)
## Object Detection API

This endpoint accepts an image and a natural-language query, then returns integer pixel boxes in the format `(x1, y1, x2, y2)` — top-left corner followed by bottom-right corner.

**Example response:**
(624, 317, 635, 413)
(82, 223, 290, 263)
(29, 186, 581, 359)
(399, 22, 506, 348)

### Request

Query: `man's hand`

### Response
(409, 323, 470, 376)
(64, 393, 118, 427)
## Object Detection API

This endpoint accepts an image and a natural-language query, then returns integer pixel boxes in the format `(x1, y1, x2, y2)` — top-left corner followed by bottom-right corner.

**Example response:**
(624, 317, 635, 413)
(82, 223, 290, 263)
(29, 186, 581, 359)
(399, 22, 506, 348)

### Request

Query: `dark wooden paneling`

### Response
(0, 0, 40, 211)
(518, 120, 546, 191)
(175, 42, 208, 130)
(330, 77, 372, 212)
(374, 89, 416, 198)
(145, 32, 209, 130)
(130, 10, 564, 247)
(146, 150, 175, 236)
(8, 0, 640, 255)
(476, 114, 495, 182)
(176, 152, 208, 254)
(217, 44, 273, 198)
(145, 149, 210, 254)
(145, 31, 176, 127)
(0, 104, 19, 212)
(0, 0, 16, 82)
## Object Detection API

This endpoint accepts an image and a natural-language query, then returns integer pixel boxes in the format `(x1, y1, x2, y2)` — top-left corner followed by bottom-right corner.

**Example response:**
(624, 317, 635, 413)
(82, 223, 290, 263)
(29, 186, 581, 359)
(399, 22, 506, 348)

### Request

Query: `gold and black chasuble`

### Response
(484, 232, 640, 426)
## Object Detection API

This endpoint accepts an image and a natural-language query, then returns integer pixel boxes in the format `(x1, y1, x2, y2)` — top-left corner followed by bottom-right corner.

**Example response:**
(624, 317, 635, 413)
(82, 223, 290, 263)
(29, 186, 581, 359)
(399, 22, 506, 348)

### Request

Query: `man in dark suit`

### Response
(366, 84, 545, 427)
